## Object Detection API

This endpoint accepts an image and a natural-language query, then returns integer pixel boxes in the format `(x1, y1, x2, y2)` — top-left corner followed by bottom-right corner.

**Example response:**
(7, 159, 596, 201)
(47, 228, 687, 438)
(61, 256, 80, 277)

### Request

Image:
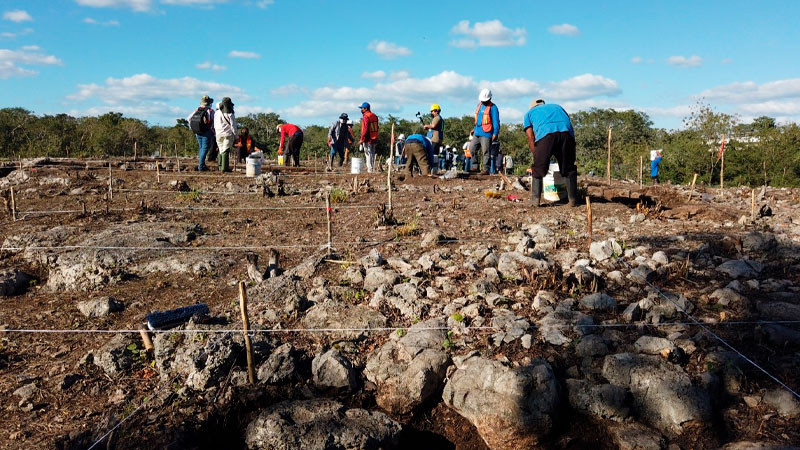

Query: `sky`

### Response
(2, 0, 800, 130)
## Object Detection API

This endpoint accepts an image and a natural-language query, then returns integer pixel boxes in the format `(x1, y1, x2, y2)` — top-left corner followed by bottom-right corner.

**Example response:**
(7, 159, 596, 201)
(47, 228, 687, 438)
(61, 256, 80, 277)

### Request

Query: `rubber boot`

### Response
(565, 172, 578, 206)
(219, 151, 230, 172)
(531, 177, 543, 207)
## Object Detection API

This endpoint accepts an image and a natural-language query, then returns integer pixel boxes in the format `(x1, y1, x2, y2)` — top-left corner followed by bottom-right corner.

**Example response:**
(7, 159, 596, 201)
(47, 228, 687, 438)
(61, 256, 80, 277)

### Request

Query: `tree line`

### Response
(1, 103, 798, 187)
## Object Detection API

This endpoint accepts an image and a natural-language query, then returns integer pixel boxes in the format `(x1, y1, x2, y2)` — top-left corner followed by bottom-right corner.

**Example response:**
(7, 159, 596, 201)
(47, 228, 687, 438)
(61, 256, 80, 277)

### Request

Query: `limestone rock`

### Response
(566, 379, 629, 421)
(580, 293, 617, 311)
(363, 267, 400, 292)
(77, 296, 124, 318)
(312, 349, 357, 391)
(301, 301, 387, 341)
(497, 252, 551, 280)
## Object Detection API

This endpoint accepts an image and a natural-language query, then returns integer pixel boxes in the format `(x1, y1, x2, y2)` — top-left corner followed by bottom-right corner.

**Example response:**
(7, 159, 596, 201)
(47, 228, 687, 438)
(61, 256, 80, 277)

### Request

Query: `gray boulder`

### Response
(442, 354, 558, 449)
(762, 389, 800, 418)
(93, 335, 137, 377)
(257, 343, 295, 384)
(580, 293, 616, 311)
(608, 422, 666, 450)
(497, 252, 551, 280)
(566, 379, 629, 421)
(490, 309, 530, 346)
(301, 301, 387, 341)
(538, 308, 595, 346)
(77, 296, 124, 318)
(363, 267, 400, 292)
(716, 259, 763, 278)
(602, 353, 711, 434)
(633, 336, 676, 355)
(244, 399, 402, 450)
(590, 239, 622, 262)
(363, 319, 450, 415)
(360, 248, 385, 268)
(170, 333, 241, 391)
(757, 302, 800, 321)
(312, 349, 357, 391)
(575, 334, 609, 357)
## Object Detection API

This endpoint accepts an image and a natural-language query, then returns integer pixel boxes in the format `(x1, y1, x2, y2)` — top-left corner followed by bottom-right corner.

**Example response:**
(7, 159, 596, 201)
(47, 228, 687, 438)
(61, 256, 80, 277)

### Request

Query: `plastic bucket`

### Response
(543, 162, 565, 202)
(351, 157, 364, 174)
(246, 153, 263, 177)
(278, 155, 285, 166)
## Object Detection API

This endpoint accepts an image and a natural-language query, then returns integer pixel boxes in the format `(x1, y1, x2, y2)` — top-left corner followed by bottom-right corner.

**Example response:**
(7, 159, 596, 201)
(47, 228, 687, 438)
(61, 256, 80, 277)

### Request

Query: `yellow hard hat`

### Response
(430, 103, 441, 112)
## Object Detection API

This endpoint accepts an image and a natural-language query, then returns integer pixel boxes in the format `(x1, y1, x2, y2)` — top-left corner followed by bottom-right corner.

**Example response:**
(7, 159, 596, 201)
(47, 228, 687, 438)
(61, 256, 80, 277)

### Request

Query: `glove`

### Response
(277, 149, 283, 156)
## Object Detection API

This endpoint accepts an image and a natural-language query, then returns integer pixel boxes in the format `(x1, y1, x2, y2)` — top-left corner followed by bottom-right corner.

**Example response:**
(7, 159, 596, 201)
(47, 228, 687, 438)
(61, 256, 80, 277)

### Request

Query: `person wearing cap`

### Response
(358, 102, 379, 173)
(213, 97, 237, 172)
(468, 88, 500, 175)
(523, 98, 578, 206)
(277, 122, 304, 167)
(394, 134, 406, 166)
(424, 104, 444, 173)
(327, 113, 353, 170)
(186, 95, 216, 171)
(651, 150, 662, 184)
(462, 139, 473, 172)
(403, 132, 434, 179)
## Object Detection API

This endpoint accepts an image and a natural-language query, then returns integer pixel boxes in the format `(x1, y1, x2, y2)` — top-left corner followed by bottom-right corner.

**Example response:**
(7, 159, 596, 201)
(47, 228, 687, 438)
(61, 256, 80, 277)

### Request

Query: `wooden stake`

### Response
(639, 155, 643, 188)
(720, 135, 725, 190)
(353, 176, 357, 193)
(751, 188, 756, 222)
(108, 163, 113, 201)
(238, 281, 256, 385)
(175, 143, 180, 172)
(139, 327, 154, 353)
(763, 160, 767, 186)
(586, 196, 593, 247)
(688, 173, 698, 201)
(325, 192, 333, 255)
(134, 140, 138, 162)
(10, 186, 17, 221)
(156, 163, 160, 183)
(606, 127, 612, 185)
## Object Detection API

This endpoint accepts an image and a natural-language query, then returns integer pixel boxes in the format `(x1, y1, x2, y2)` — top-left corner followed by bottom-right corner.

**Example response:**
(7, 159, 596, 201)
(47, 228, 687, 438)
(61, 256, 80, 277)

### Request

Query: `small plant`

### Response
(395, 215, 420, 238)
(330, 188, 348, 203)
(177, 188, 201, 203)
(442, 331, 454, 349)
(395, 329, 406, 337)
(451, 313, 464, 323)
(411, 316, 421, 324)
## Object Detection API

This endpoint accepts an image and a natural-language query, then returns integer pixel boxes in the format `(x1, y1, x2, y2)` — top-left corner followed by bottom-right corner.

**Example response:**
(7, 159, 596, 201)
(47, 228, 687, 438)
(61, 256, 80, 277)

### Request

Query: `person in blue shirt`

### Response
(403, 133, 434, 178)
(523, 99, 578, 206)
(651, 150, 662, 184)
(467, 88, 500, 175)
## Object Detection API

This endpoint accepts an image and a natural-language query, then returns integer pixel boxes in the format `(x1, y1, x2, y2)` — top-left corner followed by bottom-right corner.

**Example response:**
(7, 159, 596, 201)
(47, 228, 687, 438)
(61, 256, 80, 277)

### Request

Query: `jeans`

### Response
(464, 157, 472, 172)
(438, 156, 446, 170)
(196, 133, 211, 170)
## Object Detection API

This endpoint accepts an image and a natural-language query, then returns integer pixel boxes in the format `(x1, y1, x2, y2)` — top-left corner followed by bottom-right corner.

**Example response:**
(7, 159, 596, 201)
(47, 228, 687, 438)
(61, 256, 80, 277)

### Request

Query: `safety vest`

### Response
(464, 145, 472, 158)
(363, 111, 379, 141)
(474, 102, 494, 133)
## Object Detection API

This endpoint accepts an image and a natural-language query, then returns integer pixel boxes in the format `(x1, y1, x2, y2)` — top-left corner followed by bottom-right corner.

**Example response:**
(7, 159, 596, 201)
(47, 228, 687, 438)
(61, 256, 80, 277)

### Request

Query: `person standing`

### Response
(468, 89, 500, 175)
(358, 102, 379, 173)
(394, 134, 406, 165)
(402, 133, 434, 179)
(462, 138, 472, 172)
(214, 97, 237, 172)
(327, 113, 353, 170)
(424, 104, 444, 170)
(523, 99, 578, 206)
(503, 153, 514, 175)
(277, 123, 304, 167)
(651, 150, 662, 184)
(187, 95, 215, 171)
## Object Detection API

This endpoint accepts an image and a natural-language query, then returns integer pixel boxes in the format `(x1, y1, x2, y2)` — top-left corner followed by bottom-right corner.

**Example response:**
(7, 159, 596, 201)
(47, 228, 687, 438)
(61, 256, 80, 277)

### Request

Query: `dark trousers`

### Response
(330, 145, 345, 167)
(405, 141, 431, 176)
(532, 131, 577, 178)
(287, 132, 303, 166)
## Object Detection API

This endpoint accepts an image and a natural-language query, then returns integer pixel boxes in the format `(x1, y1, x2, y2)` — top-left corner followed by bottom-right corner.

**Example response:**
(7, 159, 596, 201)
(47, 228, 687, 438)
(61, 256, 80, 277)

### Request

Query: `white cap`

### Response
(478, 88, 492, 102)
(276, 125, 282, 132)
(398, 134, 405, 140)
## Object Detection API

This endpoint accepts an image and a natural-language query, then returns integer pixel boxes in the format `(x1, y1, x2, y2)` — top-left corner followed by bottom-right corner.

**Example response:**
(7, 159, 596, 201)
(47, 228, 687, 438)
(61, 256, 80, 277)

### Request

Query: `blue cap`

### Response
(359, 102, 370, 109)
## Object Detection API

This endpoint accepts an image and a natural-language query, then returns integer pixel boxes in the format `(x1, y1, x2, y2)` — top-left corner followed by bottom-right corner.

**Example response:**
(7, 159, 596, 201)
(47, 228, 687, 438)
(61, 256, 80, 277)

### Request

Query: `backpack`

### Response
(189, 106, 210, 134)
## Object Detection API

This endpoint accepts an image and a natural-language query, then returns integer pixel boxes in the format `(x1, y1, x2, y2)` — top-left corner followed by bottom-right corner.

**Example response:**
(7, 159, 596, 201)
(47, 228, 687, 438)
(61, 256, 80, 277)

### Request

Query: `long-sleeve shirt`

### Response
(651, 156, 661, 177)
(213, 110, 237, 137)
(278, 123, 302, 151)
(328, 121, 353, 148)
(405, 134, 433, 159)
(474, 103, 500, 138)
(361, 111, 379, 143)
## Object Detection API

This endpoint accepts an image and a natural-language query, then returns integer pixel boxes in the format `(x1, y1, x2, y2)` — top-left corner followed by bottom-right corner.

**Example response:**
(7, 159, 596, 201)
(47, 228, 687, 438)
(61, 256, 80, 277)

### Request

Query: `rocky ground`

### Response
(1, 157, 799, 450)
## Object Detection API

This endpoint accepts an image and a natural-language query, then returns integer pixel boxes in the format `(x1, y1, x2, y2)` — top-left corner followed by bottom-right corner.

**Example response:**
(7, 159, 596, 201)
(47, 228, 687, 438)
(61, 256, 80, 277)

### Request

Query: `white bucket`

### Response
(543, 162, 565, 202)
(246, 152, 263, 177)
(351, 157, 364, 174)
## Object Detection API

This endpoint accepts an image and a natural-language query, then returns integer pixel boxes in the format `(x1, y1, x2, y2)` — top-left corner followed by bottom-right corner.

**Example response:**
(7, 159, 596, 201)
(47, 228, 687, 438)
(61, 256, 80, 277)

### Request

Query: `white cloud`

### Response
(642, 104, 693, 118)
(631, 56, 642, 64)
(236, 104, 274, 115)
(0, 46, 63, 79)
(667, 55, 703, 67)
(544, 73, 621, 101)
(367, 40, 411, 59)
(388, 70, 410, 81)
(68, 73, 248, 104)
(450, 20, 526, 48)
(1, 28, 33, 39)
(195, 61, 226, 71)
(69, 101, 185, 118)
(700, 78, 800, 104)
(482, 78, 540, 99)
(548, 23, 579, 36)
(256, 0, 273, 8)
(3, 10, 33, 23)
(83, 17, 120, 26)
(75, 0, 154, 12)
(361, 70, 386, 80)
(228, 50, 260, 59)
(270, 83, 305, 96)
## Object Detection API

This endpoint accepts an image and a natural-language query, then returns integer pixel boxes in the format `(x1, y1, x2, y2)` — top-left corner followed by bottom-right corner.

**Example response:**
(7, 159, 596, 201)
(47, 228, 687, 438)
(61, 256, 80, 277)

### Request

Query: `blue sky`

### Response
(2, 0, 800, 129)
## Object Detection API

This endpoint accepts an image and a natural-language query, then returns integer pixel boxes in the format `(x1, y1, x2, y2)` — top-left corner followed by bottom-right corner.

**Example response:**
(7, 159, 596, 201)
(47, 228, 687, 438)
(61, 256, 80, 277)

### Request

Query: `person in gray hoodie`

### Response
(214, 97, 238, 172)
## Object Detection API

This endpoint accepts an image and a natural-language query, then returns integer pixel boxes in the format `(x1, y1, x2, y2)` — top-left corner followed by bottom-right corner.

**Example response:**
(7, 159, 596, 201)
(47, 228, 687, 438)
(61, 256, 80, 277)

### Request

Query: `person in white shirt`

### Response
(213, 97, 237, 172)
(503, 154, 513, 175)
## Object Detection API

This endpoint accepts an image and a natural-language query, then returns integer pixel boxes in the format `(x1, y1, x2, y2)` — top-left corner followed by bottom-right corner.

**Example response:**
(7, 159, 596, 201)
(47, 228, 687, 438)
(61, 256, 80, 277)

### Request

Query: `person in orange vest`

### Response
(462, 138, 473, 172)
(467, 88, 500, 175)
(358, 102, 379, 173)
(234, 127, 261, 164)
(277, 123, 304, 167)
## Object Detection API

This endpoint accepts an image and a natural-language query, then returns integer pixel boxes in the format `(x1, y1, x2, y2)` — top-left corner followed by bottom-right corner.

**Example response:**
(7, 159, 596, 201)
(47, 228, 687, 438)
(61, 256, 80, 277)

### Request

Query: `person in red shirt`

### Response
(277, 123, 304, 166)
(358, 102, 379, 173)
